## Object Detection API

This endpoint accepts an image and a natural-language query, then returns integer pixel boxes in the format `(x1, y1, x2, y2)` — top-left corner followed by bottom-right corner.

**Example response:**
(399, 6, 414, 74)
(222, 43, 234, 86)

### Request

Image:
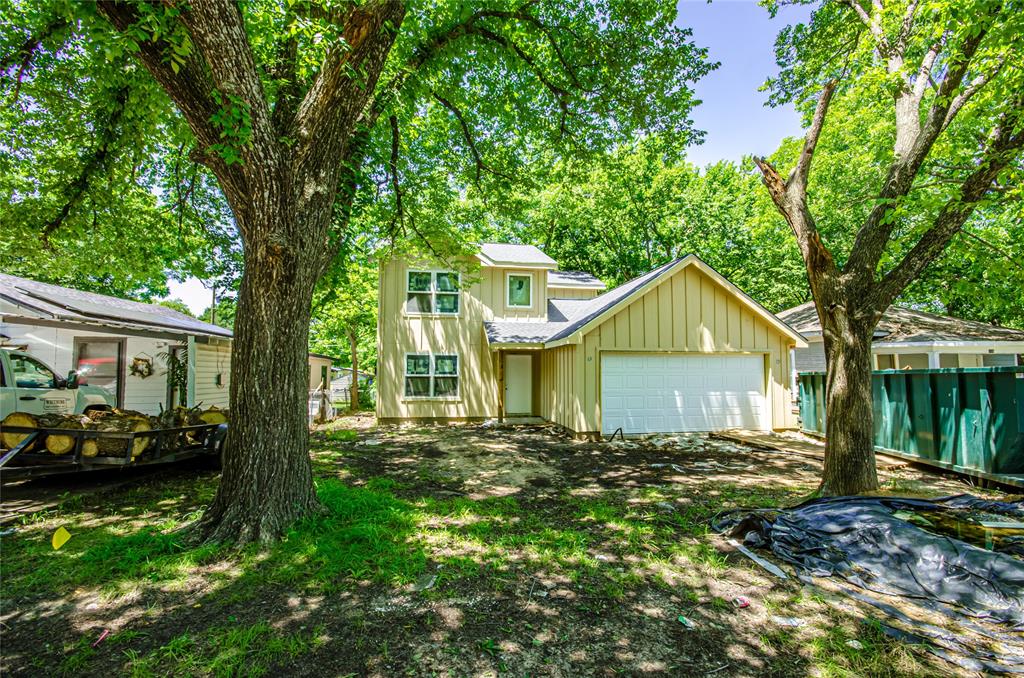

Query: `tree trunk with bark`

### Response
(348, 328, 359, 411)
(195, 223, 321, 544)
(818, 304, 879, 495)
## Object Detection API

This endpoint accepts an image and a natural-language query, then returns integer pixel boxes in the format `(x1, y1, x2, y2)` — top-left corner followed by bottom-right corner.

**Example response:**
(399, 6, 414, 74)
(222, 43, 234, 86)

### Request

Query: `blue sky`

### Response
(167, 1, 812, 313)
(678, 0, 811, 167)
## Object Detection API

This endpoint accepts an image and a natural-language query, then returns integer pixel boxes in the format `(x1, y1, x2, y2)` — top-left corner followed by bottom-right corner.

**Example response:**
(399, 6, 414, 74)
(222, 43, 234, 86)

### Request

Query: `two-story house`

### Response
(376, 243, 806, 438)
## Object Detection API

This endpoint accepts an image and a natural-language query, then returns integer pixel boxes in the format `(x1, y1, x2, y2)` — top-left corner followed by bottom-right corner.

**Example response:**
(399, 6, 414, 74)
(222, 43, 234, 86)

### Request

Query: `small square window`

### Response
(436, 293, 459, 314)
(436, 272, 459, 292)
(406, 354, 430, 375)
(408, 272, 432, 292)
(508, 274, 532, 307)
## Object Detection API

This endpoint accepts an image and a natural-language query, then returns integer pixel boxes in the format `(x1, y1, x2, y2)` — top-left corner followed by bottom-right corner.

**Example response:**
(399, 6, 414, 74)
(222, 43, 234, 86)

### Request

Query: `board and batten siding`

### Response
(377, 257, 544, 419)
(193, 341, 231, 409)
(538, 345, 581, 431)
(541, 264, 798, 434)
(547, 288, 600, 300)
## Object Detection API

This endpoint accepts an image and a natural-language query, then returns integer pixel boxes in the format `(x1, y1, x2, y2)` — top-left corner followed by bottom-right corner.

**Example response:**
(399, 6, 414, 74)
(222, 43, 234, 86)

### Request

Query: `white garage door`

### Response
(601, 354, 768, 434)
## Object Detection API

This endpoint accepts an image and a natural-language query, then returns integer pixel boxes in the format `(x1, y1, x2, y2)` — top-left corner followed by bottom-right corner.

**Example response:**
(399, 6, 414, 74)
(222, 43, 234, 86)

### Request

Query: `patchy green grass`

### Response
(3, 477, 426, 601)
(122, 622, 325, 678)
(4, 421, 971, 677)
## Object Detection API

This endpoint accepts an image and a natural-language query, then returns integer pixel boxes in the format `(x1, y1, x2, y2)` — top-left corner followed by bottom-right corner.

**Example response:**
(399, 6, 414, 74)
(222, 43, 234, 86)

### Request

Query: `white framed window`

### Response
(507, 272, 532, 308)
(406, 270, 460, 315)
(404, 353, 459, 398)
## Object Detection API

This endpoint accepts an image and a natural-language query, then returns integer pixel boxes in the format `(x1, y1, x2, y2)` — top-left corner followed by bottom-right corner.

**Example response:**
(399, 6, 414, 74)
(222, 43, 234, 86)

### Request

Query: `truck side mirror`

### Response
(65, 371, 80, 389)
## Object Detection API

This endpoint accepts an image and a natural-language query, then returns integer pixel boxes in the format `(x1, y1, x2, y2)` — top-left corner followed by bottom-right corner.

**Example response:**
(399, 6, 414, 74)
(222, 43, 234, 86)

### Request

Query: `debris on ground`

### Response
(716, 494, 1024, 672)
(770, 616, 806, 628)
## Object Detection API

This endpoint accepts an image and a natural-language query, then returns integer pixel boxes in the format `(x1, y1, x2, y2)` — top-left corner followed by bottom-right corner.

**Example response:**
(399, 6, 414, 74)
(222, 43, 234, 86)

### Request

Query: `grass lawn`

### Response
(0, 416, 1008, 677)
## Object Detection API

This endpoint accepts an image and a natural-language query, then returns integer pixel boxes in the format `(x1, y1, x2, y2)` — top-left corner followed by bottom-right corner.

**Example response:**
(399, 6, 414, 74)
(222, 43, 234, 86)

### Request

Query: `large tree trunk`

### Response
(348, 328, 359, 411)
(195, 225, 321, 544)
(818, 304, 880, 496)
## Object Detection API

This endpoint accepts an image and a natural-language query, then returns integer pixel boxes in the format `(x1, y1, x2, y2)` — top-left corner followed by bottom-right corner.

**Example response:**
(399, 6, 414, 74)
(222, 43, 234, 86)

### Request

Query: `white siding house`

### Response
(1, 273, 232, 415)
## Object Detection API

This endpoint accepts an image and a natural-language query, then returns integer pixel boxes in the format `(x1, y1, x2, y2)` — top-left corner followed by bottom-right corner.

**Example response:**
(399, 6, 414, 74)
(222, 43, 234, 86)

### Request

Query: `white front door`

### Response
(600, 353, 768, 434)
(505, 354, 533, 415)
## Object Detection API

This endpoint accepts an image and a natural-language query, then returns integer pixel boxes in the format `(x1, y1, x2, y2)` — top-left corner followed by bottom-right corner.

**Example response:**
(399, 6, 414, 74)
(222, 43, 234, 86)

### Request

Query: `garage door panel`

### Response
(601, 354, 767, 434)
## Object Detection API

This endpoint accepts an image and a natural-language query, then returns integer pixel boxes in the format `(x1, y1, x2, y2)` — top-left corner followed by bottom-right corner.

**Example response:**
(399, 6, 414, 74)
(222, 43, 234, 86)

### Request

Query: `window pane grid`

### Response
(407, 271, 460, 314)
(404, 353, 459, 398)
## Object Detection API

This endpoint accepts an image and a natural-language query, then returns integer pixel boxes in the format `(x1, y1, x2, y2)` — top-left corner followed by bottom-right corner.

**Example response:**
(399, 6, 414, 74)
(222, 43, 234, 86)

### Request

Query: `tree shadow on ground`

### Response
(0, 423, 961, 677)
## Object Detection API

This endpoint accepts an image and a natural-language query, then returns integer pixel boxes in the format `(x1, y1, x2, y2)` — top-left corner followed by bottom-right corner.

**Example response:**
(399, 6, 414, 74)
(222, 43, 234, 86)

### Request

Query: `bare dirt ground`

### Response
(1, 416, 1017, 677)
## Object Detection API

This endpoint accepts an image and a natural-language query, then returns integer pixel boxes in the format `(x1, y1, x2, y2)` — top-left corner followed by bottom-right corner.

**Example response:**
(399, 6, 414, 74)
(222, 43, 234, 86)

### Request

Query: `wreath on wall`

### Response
(130, 354, 154, 379)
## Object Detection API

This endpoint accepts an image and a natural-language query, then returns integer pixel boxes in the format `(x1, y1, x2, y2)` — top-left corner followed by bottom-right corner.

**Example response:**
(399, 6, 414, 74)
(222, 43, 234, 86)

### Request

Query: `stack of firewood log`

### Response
(1, 405, 229, 458)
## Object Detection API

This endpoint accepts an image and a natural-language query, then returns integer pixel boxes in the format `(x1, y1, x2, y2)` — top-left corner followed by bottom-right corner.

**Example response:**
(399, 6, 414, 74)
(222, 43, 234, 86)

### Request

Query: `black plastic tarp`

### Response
(715, 495, 1024, 672)
(715, 495, 1024, 627)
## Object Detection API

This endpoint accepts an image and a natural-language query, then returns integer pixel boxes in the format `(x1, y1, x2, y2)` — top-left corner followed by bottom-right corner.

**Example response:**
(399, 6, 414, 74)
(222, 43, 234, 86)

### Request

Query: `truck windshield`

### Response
(10, 354, 58, 389)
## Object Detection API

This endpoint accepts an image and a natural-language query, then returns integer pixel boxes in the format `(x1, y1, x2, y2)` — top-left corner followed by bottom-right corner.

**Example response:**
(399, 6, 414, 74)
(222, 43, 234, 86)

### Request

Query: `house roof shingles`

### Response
(0, 273, 232, 338)
(778, 301, 1024, 344)
(477, 243, 557, 268)
(547, 270, 605, 289)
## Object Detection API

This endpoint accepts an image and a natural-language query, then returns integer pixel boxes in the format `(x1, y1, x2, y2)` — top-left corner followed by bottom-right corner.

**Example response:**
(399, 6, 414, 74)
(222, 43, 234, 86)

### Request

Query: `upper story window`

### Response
(507, 273, 532, 308)
(406, 270, 460, 315)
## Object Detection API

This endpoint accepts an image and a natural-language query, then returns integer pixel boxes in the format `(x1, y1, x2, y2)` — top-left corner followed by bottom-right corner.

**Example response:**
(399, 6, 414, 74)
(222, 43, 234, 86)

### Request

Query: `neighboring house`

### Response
(376, 243, 806, 436)
(330, 367, 374, 402)
(1, 273, 232, 415)
(308, 353, 334, 391)
(779, 302, 1024, 373)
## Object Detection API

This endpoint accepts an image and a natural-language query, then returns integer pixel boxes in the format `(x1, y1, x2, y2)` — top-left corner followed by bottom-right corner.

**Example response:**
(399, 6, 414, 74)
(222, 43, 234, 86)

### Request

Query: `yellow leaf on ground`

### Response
(52, 526, 71, 550)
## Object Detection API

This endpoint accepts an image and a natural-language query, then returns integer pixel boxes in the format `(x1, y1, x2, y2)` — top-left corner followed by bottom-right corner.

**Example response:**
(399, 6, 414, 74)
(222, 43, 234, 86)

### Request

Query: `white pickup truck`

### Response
(0, 349, 114, 420)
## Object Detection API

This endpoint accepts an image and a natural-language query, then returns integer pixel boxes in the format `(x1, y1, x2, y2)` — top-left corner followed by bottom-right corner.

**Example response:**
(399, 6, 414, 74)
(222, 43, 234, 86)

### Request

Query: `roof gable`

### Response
(545, 255, 806, 347)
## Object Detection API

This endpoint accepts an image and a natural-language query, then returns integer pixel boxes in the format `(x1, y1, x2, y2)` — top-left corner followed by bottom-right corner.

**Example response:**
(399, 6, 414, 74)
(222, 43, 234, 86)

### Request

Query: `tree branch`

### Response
(789, 80, 837, 193)
(844, 16, 994, 277)
(875, 103, 1024, 307)
(960, 229, 1024, 274)
(0, 16, 69, 103)
(432, 92, 514, 184)
(942, 56, 1007, 131)
(292, 0, 406, 171)
(94, 2, 223, 160)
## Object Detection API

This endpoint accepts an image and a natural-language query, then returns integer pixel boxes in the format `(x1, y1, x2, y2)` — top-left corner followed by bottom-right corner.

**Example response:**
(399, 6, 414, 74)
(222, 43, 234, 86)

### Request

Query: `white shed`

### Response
(0, 273, 232, 415)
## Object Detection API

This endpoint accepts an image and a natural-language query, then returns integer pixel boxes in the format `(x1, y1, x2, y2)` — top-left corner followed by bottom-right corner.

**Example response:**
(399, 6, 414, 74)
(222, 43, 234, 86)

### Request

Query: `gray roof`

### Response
(0, 273, 232, 339)
(548, 270, 605, 289)
(484, 321, 564, 344)
(546, 258, 681, 342)
(778, 302, 1024, 344)
(484, 298, 599, 344)
(477, 243, 557, 268)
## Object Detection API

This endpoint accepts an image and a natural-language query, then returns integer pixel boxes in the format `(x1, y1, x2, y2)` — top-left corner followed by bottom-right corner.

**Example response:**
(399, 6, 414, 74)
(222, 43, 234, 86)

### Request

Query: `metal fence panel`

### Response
(798, 366, 1024, 476)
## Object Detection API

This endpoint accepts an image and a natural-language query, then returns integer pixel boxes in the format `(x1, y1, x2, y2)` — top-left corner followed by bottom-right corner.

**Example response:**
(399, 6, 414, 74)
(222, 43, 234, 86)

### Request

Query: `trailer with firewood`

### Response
(0, 406, 229, 479)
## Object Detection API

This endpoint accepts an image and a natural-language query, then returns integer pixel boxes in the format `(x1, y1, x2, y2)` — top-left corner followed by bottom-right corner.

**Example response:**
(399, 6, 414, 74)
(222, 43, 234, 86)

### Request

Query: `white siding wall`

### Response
(194, 341, 231, 409)
(0, 321, 175, 414)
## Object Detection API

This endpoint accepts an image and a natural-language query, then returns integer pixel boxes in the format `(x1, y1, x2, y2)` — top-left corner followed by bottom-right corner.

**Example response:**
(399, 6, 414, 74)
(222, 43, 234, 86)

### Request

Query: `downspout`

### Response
(186, 335, 197, 408)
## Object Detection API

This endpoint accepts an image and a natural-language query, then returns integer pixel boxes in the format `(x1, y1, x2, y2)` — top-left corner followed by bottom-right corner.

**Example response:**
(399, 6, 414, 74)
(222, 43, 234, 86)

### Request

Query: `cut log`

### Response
(197, 406, 229, 426)
(1, 412, 41, 451)
(89, 416, 153, 458)
(43, 415, 90, 455)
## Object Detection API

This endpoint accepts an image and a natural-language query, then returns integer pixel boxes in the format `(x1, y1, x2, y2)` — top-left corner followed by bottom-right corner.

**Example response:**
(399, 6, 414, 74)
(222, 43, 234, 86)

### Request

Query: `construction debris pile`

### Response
(715, 495, 1024, 674)
(1, 405, 228, 459)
